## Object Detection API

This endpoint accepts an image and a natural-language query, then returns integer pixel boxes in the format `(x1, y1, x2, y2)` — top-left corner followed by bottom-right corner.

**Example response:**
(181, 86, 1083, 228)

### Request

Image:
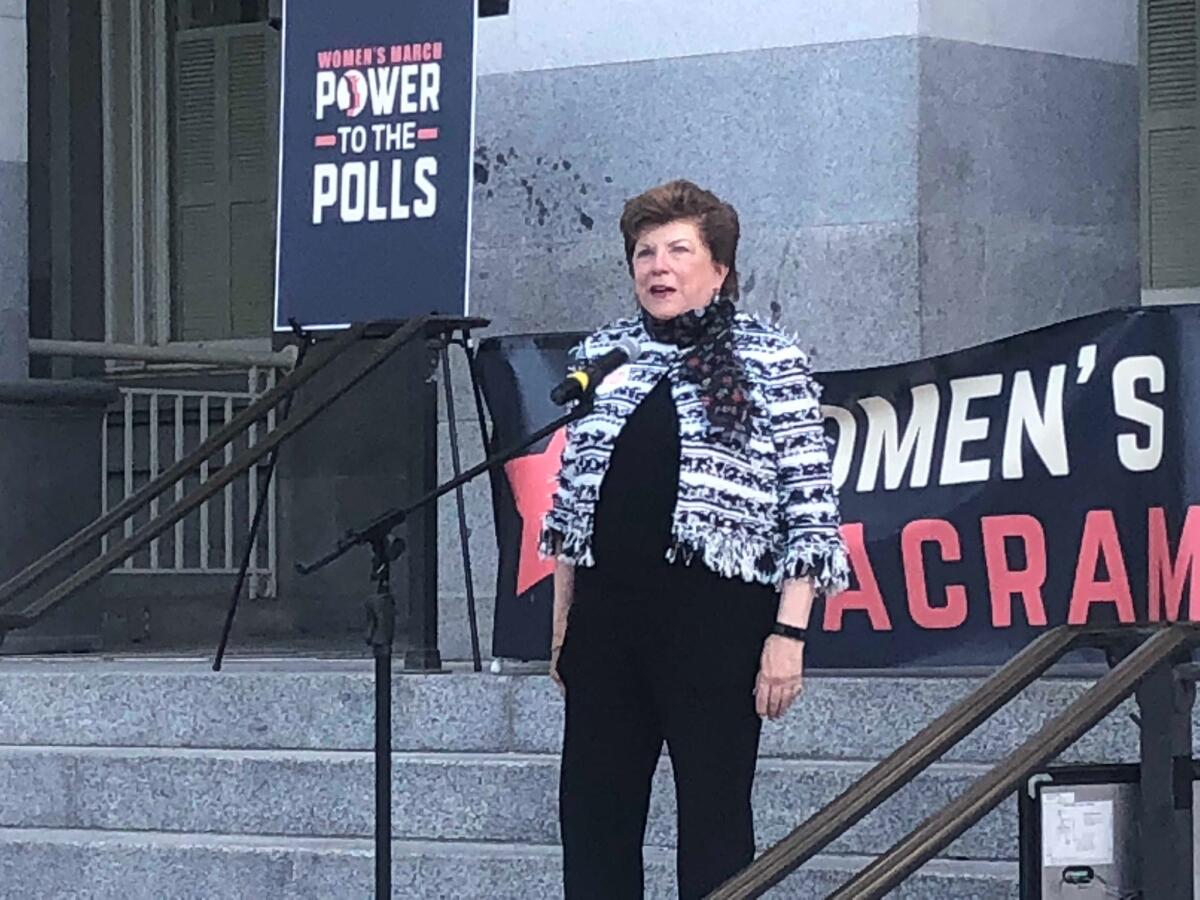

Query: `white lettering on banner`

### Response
(940, 374, 1005, 486)
(340, 162, 368, 222)
(366, 163, 388, 221)
(400, 66, 419, 112)
(366, 67, 401, 116)
(1113, 355, 1165, 472)
(339, 126, 368, 154)
(311, 159, 437, 224)
(1002, 365, 1069, 478)
(856, 384, 940, 492)
(413, 157, 438, 218)
(315, 63, 442, 120)
(315, 71, 337, 120)
(371, 121, 417, 152)
(308, 58, 442, 227)
(824, 351, 1170, 493)
(390, 159, 411, 220)
(312, 164, 338, 224)
(420, 64, 440, 112)
(1076, 344, 1097, 383)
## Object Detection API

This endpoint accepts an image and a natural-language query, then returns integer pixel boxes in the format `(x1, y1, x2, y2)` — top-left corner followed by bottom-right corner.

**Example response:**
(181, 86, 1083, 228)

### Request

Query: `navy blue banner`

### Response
(478, 307, 1200, 667)
(274, 0, 475, 329)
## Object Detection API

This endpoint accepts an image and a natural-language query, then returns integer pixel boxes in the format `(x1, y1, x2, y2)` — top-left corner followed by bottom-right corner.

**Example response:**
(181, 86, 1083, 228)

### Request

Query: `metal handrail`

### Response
(706, 624, 1079, 899)
(29, 338, 298, 369)
(830, 623, 1199, 899)
(0, 318, 428, 630)
(0, 324, 368, 606)
(708, 623, 1200, 900)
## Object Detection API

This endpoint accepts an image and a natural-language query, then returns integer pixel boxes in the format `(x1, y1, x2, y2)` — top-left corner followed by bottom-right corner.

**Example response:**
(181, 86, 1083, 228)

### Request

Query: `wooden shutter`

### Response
(227, 28, 276, 335)
(1142, 0, 1200, 289)
(173, 23, 278, 339)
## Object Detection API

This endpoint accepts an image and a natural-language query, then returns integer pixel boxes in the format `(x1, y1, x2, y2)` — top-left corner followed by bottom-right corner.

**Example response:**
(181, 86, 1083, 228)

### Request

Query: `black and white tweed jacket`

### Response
(539, 311, 850, 596)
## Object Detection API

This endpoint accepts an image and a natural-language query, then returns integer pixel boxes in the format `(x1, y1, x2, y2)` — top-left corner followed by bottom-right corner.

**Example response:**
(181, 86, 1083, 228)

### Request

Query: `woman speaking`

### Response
(540, 180, 849, 899)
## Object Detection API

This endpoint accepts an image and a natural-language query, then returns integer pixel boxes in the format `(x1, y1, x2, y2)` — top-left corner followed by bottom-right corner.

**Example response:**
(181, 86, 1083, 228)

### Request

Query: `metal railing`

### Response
(709, 622, 1200, 900)
(1, 320, 423, 633)
(29, 337, 298, 369)
(30, 340, 296, 592)
(100, 367, 280, 595)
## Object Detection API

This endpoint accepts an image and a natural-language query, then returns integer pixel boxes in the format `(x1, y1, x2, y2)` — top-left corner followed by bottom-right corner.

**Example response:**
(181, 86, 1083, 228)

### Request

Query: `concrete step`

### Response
(0, 746, 1015, 861)
(0, 827, 1019, 899)
(0, 658, 1150, 763)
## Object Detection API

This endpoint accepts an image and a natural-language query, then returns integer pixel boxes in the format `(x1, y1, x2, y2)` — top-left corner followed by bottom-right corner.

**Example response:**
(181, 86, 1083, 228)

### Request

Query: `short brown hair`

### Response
(618, 180, 740, 299)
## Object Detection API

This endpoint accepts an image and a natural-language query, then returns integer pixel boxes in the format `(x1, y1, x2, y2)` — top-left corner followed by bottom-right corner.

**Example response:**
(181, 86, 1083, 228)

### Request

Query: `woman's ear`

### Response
(713, 262, 730, 293)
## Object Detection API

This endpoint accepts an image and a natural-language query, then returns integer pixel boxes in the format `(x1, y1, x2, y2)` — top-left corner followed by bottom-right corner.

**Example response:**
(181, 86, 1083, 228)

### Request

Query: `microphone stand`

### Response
(295, 394, 594, 899)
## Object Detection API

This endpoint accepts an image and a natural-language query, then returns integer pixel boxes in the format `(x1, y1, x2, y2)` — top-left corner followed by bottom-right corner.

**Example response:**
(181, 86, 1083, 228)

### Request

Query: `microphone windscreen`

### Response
(615, 336, 642, 364)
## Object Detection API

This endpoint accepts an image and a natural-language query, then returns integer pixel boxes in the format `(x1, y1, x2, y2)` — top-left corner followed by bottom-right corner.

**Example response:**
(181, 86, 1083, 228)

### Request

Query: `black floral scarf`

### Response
(641, 297, 754, 449)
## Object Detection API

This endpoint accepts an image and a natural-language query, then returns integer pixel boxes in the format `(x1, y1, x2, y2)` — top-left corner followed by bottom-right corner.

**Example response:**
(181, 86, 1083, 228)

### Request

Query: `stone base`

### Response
(0, 379, 117, 653)
(0, 663, 1164, 899)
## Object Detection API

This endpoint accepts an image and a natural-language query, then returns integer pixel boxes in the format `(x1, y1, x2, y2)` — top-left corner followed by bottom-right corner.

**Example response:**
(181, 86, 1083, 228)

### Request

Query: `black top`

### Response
(591, 377, 680, 580)
(588, 376, 780, 609)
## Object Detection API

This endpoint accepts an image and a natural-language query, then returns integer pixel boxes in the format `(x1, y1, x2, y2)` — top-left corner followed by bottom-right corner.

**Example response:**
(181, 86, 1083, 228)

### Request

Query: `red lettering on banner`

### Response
(317, 51, 334, 69)
(388, 42, 443, 64)
(901, 519, 967, 629)
(1068, 510, 1135, 624)
(981, 514, 1048, 627)
(1148, 506, 1200, 622)
(824, 523, 892, 631)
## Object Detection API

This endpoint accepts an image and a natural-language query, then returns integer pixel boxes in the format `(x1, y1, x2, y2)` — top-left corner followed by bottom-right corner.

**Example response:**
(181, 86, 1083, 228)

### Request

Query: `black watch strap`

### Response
(771, 622, 808, 642)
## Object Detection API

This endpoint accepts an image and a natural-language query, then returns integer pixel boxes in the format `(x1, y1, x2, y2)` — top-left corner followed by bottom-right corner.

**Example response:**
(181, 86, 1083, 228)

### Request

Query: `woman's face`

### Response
(631, 219, 729, 320)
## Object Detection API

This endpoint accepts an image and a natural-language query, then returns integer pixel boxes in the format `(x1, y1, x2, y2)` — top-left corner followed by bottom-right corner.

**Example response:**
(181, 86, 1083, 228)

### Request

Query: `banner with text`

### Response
(477, 307, 1200, 667)
(274, 0, 475, 329)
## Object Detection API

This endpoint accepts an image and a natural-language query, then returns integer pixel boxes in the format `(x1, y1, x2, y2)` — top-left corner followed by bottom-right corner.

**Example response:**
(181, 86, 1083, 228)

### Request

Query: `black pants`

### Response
(557, 565, 777, 900)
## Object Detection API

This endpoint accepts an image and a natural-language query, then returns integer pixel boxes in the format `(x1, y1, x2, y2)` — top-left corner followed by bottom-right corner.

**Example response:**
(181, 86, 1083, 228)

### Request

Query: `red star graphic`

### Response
(504, 427, 567, 596)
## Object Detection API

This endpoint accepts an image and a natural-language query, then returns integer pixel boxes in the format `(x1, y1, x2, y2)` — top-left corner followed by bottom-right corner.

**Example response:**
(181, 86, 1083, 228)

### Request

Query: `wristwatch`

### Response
(770, 622, 808, 642)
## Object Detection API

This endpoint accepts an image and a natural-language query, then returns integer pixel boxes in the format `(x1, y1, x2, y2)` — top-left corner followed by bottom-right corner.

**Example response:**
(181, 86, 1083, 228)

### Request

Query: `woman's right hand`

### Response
(549, 644, 565, 696)
(550, 558, 574, 698)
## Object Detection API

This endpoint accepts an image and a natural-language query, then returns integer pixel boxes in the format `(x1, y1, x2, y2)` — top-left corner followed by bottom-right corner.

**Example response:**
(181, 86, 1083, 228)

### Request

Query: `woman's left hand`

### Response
(754, 635, 805, 720)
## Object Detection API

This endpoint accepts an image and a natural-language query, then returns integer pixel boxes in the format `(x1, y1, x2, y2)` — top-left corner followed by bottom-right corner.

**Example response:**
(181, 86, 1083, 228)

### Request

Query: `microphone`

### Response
(551, 336, 641, 405)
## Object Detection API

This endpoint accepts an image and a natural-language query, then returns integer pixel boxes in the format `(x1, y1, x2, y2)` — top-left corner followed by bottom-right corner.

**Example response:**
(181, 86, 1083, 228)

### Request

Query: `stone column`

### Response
(0, 3, 116, 654)
(0, 1, 28, 380)
(916, 0, 1140, 355)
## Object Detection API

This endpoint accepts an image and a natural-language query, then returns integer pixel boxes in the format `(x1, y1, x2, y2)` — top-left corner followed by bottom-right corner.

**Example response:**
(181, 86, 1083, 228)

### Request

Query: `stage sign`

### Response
(274, 0, 476, 330)
(478, 306, 1200, 667)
